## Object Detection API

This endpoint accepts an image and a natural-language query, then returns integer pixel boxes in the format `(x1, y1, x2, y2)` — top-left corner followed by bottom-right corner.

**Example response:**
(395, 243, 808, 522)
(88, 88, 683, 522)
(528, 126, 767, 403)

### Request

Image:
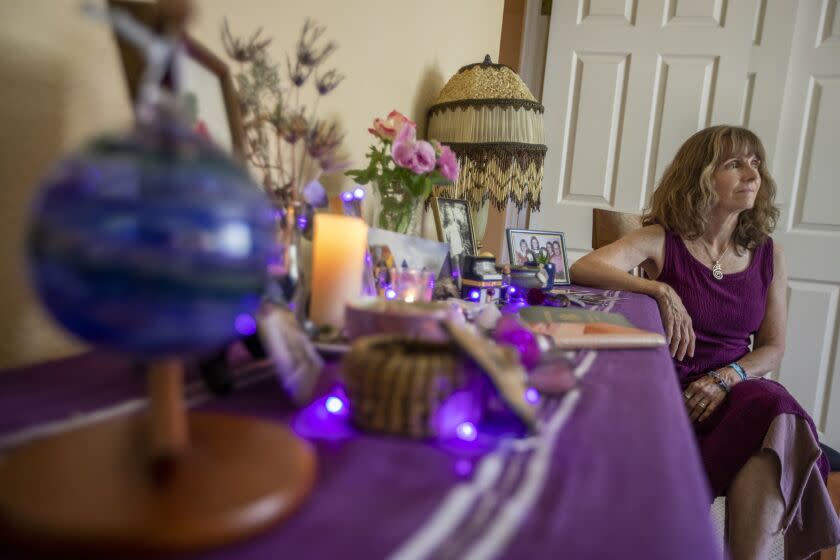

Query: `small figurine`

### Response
(460, 255, 503, 304)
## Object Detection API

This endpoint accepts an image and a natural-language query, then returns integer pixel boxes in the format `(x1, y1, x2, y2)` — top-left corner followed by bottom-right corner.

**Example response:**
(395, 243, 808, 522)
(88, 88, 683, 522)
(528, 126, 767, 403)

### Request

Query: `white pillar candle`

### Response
(309, 214, 368, 330)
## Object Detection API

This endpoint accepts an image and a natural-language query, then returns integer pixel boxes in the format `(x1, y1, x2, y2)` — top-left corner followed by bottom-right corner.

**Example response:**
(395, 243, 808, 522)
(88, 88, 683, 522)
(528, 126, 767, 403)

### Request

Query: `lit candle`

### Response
(309, 214, 368, 330)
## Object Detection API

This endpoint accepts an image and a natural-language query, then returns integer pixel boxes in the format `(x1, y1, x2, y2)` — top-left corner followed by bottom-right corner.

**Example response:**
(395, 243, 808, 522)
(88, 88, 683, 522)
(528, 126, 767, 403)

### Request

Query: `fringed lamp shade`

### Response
(426, 55, 546, 213)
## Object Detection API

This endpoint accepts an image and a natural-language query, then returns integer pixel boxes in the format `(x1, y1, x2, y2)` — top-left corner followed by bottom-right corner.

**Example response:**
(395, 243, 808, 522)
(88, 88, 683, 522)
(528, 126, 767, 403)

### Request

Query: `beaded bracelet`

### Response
(728, 362, 748, 381)
(707, 370, 730, 393)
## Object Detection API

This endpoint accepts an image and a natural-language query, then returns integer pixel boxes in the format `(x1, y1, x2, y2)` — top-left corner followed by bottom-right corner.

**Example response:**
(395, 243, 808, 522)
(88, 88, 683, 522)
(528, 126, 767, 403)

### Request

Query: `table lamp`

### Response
(426, 55, 546, 247)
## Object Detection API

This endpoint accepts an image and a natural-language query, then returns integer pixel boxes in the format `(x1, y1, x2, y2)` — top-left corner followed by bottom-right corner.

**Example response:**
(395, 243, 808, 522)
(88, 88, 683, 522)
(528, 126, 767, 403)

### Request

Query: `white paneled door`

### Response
(534, 0, 760, 261)
(533, 0, 840, 447)
(772, 0, 840, 449)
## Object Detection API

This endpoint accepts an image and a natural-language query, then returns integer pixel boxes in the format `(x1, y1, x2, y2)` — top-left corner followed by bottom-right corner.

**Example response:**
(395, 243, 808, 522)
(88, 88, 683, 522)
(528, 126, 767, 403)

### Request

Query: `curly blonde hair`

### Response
(642, 125, 779, 252)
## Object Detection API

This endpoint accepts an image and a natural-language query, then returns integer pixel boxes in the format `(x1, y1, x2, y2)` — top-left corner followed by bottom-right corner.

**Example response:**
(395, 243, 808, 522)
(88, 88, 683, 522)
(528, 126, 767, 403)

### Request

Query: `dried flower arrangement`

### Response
(222, 19, 345, 206)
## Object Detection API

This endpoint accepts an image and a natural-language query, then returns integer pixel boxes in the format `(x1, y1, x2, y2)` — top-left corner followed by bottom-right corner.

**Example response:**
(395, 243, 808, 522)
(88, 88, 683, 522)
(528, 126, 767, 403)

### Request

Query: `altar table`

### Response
(0, 290, 721, 559)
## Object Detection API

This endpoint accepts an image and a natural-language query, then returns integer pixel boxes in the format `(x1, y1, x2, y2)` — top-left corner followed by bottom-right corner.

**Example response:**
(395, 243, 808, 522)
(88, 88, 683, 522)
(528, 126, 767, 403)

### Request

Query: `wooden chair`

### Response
(592, 208, 645, 276)
(591, 208, 643, 250)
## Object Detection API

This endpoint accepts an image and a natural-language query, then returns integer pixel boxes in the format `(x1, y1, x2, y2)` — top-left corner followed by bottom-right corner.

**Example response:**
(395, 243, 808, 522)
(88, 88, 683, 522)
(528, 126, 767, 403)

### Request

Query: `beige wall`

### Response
(0, 0, 504, 368)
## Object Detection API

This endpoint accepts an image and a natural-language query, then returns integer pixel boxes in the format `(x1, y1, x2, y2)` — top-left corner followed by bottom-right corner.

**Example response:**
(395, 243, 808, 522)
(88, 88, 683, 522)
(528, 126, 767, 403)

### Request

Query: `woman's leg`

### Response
(727, 450, 786, 560)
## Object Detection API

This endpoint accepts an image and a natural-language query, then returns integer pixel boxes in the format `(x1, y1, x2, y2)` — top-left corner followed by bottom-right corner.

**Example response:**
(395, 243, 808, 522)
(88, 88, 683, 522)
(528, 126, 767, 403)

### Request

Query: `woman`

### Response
(570, 126, 840, 559)
(550, 240, 565, 274)
(442, 206, 465, 258)
(529, 235, 540, 255)
(515, 239, 530, 265)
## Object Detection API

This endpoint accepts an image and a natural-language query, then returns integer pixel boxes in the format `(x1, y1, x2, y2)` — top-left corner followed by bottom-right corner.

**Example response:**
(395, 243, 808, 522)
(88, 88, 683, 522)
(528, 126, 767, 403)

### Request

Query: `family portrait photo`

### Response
(432, 198, 476, 263)
(506, 228, 570, 285)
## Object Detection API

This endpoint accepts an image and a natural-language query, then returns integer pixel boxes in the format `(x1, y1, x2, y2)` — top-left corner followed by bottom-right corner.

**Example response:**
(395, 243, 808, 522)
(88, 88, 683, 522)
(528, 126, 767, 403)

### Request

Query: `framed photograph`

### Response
(109, 0, 245, 159)
(431, 197, 477, 262)
(367, 228, 453, 279)
(506, 228, 571, 286)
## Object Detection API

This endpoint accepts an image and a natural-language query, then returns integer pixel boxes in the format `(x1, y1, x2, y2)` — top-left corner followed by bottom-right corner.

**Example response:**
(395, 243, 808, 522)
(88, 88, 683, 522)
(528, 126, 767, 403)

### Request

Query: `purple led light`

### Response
(234, 313, 257, 336)
(385, 288, 397, 300)
(508, 286, 516, 294)
(341, 191, 354, 202)
(454, 458, 473, 477)
(292, 390, 354, 441)
(525, 387, 540, 404)
(325, 396, 344, 414)
(470, 290, 480, 301)
(353, 187, 365, 200)
(455, 422, 477, 441)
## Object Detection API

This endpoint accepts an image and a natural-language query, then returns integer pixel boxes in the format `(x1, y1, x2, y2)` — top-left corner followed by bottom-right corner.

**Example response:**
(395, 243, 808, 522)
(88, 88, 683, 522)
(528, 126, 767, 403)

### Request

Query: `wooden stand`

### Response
(0, 360, 316, 554)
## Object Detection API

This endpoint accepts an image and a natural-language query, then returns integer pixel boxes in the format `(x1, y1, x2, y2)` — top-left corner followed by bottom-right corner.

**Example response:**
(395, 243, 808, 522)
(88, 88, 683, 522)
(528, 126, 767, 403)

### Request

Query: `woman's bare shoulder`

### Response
(594, 223, 666, 266)
(625, 224, 666, 247)
(636, 223, 665, 237)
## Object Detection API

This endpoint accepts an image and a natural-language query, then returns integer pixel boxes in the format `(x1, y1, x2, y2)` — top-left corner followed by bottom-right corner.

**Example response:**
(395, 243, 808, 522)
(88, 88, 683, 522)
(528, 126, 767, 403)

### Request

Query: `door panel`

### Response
(561, 51, 629, 205)
(778, 281, 838, 431)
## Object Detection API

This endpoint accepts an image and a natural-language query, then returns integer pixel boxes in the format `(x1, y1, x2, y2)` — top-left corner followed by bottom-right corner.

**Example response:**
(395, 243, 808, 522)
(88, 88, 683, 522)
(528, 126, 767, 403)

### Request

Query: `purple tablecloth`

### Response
(0, 291, 721, 560)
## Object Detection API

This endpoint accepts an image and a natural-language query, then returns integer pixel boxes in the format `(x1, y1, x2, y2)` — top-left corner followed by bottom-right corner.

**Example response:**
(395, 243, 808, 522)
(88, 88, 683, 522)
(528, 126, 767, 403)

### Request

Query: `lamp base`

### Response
(0, 411, 316, 554)
(470, 198, 490, 251)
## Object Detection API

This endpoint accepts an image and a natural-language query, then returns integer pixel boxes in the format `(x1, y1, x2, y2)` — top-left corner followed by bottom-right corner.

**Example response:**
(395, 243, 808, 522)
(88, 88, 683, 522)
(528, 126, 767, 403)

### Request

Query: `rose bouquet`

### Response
(346, 110, 459, 233)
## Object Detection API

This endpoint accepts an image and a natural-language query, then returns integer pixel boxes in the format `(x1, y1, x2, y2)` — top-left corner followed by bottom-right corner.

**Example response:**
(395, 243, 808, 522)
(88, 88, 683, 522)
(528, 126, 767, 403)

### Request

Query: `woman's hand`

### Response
(683, 376, 726, 422)
(654, 283, 695, 361)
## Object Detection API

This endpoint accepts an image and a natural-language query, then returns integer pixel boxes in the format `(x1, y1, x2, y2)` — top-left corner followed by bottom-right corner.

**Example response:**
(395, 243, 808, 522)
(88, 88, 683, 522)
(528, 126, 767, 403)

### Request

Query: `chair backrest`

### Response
(592, 209, 646, 277)
(592, 208, 643, 250)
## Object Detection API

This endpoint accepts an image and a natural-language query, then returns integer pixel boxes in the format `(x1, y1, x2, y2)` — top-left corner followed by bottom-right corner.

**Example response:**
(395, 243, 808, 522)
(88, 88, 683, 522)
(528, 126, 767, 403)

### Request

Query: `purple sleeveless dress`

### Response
(657, 229, 829, 496)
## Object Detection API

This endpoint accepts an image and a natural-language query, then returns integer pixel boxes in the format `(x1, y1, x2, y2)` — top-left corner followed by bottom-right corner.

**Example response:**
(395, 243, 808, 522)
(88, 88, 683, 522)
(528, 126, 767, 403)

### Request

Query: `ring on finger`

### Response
(698, 402, 707, 408)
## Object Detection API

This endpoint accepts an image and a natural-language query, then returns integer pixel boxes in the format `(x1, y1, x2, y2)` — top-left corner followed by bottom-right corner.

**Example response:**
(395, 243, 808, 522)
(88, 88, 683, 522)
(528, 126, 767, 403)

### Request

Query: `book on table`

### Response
(518, 306, 666, 349)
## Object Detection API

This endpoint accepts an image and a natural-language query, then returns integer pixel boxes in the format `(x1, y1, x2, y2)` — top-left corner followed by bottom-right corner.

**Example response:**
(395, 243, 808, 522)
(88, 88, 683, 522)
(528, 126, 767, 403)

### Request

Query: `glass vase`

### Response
(267, 201, 312, 322)
(373, 180, 423, 236)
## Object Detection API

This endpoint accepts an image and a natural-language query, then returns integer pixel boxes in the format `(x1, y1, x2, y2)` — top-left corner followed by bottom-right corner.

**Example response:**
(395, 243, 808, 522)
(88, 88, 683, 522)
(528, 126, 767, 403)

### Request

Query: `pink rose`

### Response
(413, 141, 437, 174)
(437, 144, 460, 182)
(392, 125, 436, 174)
(393, 121, 416, 145)
(368, 110, 416, 142)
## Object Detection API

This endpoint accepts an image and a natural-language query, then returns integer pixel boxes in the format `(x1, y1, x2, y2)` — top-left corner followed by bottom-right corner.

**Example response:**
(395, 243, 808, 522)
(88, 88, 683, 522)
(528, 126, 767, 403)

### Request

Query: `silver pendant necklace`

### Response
(700, 239, 730, 280)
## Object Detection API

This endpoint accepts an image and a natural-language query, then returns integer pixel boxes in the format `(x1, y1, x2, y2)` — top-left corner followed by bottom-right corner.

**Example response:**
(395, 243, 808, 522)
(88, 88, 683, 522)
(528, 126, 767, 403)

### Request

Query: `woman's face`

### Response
(549, 243, 557, 256)
(530, 237, 539, 250)
(519, 239, 528, 252)
(711, 152, 761, 213)
(553, 242, 561, 255)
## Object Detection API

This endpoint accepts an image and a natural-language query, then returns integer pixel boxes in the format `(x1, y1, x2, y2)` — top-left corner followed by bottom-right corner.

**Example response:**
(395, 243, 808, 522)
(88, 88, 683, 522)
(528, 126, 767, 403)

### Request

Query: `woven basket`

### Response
(341, 335, 479, 438)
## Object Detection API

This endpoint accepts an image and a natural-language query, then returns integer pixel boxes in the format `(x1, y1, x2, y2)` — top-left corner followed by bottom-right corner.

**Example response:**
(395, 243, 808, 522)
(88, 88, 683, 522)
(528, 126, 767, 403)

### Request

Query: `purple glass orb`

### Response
(27, 110, 274, 357)
(494, 315, 541, 369)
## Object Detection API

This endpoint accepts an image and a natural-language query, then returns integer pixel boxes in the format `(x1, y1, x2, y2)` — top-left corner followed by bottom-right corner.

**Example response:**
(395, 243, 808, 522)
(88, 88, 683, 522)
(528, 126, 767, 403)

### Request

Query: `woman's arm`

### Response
(569, 224, 664, 297)
(570, 225, 695, 360)
(693, 243, 787, 422)
(721, 242, 787, 383)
